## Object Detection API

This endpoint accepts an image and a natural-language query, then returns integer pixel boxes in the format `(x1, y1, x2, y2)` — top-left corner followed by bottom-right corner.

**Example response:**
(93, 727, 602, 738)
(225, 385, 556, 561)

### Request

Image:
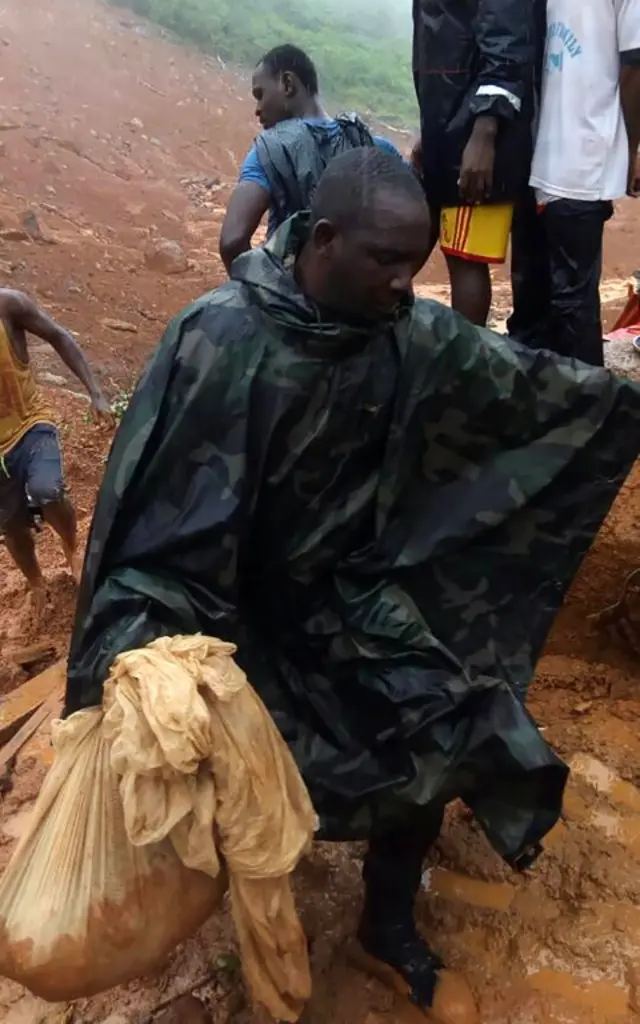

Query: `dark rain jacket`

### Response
(413, 0, 544, 207)
(66, 215, 640, 868)
(255, 114, 374, 235)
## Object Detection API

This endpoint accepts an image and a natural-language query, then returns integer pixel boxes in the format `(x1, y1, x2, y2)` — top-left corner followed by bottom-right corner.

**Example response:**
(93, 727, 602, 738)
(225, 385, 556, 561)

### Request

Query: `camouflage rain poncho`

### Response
(66, 215, 640, 865)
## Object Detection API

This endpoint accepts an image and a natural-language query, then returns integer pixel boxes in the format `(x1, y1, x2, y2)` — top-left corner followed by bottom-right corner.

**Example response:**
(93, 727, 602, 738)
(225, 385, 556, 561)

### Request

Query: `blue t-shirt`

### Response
(238, 118, 403, 236)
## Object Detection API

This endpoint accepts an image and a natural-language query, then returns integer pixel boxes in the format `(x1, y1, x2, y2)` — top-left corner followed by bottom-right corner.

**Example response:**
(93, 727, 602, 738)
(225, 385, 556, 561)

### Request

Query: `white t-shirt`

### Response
(530, 0, 640, 202)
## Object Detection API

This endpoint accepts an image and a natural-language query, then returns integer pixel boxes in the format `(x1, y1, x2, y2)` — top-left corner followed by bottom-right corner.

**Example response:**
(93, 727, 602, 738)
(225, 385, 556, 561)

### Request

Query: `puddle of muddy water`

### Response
(528, 969, 629, 1018)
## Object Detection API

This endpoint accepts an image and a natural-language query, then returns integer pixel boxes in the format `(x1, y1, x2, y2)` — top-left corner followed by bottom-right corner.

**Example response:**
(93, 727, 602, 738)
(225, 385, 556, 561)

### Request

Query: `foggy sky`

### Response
(320, 0, 411, 38)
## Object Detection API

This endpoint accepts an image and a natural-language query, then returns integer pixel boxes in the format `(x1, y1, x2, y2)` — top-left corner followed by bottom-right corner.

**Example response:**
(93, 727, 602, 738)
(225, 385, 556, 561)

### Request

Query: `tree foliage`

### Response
(109, 0, 416, 127)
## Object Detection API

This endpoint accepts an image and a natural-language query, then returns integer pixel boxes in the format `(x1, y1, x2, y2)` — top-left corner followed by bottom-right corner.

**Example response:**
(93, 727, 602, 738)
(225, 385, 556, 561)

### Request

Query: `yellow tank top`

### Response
(0, 321, 54, 456)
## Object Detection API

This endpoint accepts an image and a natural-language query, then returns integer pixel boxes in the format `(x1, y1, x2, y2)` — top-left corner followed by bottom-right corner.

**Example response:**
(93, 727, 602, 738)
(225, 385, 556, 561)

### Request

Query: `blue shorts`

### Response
(0, 424, 65, 529)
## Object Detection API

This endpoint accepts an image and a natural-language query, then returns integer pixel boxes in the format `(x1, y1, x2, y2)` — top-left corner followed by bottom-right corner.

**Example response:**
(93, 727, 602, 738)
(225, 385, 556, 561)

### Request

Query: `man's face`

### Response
(252, 65, 291, 129)
(314, 190, 432, 321)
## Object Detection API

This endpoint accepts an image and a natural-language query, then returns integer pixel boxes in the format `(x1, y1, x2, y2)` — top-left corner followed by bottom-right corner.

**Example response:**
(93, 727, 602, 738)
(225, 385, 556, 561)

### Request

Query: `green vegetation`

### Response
(111, 389, 133, 423)
(109, 0, 417, 127)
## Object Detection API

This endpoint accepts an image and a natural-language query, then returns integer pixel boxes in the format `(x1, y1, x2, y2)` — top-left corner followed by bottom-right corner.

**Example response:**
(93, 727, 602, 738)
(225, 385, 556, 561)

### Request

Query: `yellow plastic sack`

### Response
(0, 635, 318, 1022)
(0, 707, 224, 1002)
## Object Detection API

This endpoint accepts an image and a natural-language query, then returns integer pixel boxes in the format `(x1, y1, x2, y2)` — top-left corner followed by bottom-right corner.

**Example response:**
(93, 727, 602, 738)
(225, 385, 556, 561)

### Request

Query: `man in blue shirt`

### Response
(219, 44, 402, 273)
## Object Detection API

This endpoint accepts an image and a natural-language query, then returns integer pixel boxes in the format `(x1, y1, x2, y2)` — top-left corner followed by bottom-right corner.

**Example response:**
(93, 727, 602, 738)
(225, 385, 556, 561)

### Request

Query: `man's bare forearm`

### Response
(15, 293, 107, 404)
(52, 330, 104, 401)
(621, 61, 640, 155)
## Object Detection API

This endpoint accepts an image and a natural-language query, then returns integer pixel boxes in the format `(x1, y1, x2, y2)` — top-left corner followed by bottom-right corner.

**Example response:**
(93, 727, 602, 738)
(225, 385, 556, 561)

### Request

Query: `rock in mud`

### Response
(22, 209, 47, 242)
(144, 238, 188, 275)
(155, 995, 212, 1024)
(0, 227, 31, 242)
(100, 318, 138, 333)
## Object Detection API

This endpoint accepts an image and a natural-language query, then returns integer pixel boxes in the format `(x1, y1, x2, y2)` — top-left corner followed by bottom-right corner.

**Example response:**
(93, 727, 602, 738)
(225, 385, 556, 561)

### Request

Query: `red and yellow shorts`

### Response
(440, 203, 514, 265)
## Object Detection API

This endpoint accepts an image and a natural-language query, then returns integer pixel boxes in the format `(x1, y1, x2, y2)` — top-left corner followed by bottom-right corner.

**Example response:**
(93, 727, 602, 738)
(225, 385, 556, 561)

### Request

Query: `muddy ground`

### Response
(0, 0, 639, 1021)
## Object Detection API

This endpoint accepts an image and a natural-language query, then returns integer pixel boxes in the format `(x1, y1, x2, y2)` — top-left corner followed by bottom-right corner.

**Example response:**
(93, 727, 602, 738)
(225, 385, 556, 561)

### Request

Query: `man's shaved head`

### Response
(252, 44, 319, 128)
(298, 148, 432, 322)
(310, 147, 427, 229)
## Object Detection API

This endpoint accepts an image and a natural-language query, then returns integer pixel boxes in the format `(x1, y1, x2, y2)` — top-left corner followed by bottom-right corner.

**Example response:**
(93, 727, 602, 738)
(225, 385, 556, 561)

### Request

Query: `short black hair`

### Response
(310, 147, 426, 228)
(258, 44, 319, 96)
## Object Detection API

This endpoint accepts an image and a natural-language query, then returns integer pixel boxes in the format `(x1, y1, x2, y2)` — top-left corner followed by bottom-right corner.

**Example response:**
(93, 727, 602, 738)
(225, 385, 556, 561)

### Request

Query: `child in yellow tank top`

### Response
(0, 322, 55, 457)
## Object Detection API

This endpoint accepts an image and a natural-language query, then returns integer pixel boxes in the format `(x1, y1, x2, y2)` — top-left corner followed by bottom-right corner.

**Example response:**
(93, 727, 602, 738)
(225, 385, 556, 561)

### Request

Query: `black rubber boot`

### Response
(357, 808, 445, 1013)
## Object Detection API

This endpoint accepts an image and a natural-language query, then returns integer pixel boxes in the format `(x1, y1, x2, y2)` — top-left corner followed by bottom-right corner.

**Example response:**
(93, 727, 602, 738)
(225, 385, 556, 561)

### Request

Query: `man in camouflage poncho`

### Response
(66, 150, 640, 1019)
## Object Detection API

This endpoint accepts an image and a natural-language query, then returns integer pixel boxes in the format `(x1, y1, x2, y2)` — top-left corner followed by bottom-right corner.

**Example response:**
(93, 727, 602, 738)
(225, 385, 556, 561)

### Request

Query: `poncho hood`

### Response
(232, 213, 412, 344)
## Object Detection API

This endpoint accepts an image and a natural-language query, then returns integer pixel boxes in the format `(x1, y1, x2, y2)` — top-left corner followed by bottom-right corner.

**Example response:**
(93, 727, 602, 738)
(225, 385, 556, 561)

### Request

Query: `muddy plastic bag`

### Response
(0, 635, 318, 1022)
(0, 707, 224, 1001)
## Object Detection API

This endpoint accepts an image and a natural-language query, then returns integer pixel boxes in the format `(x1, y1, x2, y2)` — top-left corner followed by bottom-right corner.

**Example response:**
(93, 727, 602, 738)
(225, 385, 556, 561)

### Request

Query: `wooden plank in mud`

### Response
(11, 642, 56, 668)
(0, 694, 63, 769)
(0, 659, 66, 746)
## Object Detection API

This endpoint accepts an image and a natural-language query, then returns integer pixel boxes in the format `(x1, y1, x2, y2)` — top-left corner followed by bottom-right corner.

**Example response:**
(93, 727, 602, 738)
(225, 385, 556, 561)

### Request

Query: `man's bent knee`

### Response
(446, 256, 492, 325)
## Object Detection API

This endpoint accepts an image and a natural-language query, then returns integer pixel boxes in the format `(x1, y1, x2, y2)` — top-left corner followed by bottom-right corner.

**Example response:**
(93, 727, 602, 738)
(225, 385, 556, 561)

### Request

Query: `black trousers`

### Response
(361, 805, 445, 928)
(508, 192, 613, 367)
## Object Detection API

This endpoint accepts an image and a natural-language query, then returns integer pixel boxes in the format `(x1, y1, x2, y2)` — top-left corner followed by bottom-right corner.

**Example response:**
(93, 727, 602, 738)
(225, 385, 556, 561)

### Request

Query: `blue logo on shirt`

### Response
(546, 21, 582, 72)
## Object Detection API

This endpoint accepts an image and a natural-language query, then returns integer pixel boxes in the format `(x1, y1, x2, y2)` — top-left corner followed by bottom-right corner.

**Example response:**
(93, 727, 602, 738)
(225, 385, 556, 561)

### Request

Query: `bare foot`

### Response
(65, 548, 83, 585)
(26, 584, 50, 620)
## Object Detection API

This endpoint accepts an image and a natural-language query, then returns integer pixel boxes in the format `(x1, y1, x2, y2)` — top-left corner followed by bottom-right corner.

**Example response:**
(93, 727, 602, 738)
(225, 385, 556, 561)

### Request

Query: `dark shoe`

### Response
(357, 918, 444, 1011)
(353, 920, 478, 1024)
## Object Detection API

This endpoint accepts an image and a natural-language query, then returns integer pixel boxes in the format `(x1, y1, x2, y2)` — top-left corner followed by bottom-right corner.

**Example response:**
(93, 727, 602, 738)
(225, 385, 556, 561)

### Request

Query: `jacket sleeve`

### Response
(469, 0, 537, 121)
(411, 0, 420, 95)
